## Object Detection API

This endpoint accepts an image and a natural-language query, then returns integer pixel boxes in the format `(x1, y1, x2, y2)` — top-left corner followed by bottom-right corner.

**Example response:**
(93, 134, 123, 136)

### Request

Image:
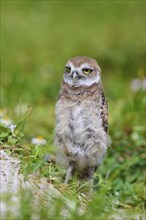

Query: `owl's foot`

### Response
(64, 161, 74, 184)
(77, 167, 95, 194)
(88, 166, 96, 195)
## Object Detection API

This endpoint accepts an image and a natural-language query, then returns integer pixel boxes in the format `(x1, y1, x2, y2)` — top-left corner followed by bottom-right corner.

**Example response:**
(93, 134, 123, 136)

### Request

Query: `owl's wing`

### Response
(100, 92, 108, 133)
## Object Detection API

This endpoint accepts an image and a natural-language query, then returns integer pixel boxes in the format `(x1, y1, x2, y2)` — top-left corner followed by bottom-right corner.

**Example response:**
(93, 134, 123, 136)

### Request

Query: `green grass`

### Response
(0, 1, 145, 219)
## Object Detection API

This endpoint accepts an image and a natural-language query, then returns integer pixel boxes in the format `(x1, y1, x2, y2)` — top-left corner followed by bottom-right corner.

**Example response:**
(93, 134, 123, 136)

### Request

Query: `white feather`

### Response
(64, 75, 100, 87)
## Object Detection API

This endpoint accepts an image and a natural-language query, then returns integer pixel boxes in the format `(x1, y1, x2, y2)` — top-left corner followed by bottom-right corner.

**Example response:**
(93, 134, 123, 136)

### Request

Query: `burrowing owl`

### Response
(55, 56, 111, 191)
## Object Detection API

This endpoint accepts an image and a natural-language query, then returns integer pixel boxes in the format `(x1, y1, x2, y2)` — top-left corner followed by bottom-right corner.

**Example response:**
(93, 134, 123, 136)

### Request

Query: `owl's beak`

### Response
(72, 71, 78, 83)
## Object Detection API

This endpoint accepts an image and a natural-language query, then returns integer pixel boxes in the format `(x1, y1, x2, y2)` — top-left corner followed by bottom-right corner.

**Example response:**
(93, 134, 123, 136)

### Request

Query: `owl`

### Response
(54, 56, 111, 192)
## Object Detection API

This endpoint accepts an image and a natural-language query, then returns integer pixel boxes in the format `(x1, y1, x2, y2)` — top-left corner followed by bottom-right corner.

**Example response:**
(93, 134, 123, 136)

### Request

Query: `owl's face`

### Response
(63, 56, 101, 87)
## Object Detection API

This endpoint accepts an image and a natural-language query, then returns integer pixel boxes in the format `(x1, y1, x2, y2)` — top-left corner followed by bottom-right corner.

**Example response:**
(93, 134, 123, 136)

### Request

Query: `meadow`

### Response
(0, 1, 145, 219)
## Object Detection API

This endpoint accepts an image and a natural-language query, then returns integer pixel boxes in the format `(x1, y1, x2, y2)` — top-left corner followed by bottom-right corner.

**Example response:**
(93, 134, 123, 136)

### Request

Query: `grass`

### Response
(0, 1, 145, 219)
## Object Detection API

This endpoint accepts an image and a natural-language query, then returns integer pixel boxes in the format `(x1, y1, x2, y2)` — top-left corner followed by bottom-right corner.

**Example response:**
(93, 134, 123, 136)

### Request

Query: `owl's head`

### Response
(63, 56, 101, 87)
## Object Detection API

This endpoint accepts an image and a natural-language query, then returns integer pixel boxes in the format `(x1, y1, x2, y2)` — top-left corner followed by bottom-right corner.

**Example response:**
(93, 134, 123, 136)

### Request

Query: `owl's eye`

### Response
(65, 66, 71, 73)
(82, 68, 92, 74)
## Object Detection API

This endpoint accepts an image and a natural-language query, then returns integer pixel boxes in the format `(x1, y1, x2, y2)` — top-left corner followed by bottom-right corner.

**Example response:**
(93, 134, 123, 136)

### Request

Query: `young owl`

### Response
(54, 56, 111, 191)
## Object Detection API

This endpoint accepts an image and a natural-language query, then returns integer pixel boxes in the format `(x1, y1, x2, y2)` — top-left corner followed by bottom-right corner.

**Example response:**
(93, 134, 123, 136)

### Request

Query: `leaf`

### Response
(16, 105, 32, 132)
(31, 159, 46, 173)
(0, 132, 9, 139)
(118, 203, 133, 209)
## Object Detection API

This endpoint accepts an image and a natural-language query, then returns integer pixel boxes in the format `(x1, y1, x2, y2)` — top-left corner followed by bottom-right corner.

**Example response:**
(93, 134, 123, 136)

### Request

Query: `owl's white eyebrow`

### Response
(67, 62, 74, 69)
(80, 63, 93, 70)
(67, 62, 93, 70)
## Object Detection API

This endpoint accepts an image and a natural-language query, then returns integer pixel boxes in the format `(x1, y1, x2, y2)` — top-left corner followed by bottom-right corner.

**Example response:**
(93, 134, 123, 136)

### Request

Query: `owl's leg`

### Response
(65, 161, 74, 184)
(88, 166, 96, 194)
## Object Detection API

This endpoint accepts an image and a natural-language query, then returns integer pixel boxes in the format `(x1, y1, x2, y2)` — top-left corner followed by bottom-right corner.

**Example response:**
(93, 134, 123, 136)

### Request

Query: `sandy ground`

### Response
(0, 149, 73, 219)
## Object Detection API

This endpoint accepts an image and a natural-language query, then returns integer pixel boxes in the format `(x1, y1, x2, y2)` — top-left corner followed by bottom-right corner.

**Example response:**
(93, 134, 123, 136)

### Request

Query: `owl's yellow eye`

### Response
(65, 66, 71, 73)
(82, 68, 92, 74)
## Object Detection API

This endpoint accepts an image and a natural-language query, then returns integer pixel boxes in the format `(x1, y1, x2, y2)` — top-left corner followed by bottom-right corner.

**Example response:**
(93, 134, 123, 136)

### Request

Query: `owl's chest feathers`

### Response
(57, 99, 102, 142)
(55, 83, 108, 169)
(56, 83, 102, 139)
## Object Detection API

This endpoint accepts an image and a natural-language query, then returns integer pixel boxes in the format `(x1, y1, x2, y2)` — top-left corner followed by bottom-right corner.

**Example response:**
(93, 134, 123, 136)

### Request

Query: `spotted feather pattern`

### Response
(100, 92, 108, 133)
